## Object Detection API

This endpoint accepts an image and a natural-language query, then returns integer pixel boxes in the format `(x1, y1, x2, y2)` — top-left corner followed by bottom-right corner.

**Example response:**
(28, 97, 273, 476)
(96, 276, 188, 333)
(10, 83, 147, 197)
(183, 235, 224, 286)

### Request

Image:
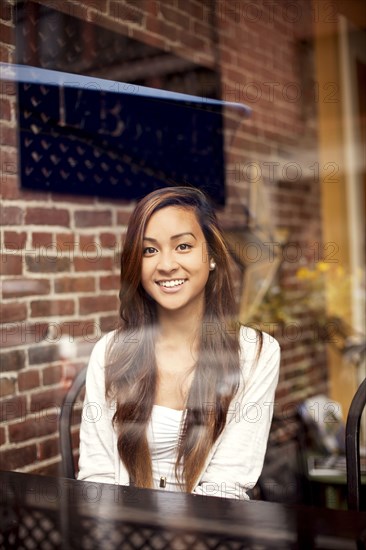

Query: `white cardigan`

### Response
(78, 326, 280, 499)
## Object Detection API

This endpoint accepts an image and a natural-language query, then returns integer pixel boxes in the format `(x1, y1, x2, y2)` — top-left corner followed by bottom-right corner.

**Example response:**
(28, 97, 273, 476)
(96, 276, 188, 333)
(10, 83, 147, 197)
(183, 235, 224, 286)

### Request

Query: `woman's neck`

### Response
(156, 304, 203, 350)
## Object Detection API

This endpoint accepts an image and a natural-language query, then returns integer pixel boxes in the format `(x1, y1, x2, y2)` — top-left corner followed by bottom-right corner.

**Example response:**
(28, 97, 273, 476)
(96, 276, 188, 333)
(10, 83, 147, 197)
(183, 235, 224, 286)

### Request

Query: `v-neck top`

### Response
(146, 405, 185, 491)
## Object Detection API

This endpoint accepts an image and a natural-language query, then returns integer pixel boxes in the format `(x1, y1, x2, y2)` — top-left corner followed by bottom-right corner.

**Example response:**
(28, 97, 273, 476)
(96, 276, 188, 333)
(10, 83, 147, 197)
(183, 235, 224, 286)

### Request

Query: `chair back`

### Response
(59, 366, 87, 479)
(346, 377, 366, 511)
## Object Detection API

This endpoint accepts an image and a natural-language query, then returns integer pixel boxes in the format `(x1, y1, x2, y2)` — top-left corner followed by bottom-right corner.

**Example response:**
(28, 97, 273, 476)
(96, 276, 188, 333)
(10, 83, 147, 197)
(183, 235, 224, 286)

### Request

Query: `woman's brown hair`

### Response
(105, 186, 243, 491)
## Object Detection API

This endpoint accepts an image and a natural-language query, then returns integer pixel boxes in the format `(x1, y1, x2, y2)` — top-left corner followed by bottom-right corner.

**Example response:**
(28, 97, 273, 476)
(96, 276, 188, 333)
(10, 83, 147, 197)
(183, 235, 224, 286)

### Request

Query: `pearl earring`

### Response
(209, 259, 216, 270)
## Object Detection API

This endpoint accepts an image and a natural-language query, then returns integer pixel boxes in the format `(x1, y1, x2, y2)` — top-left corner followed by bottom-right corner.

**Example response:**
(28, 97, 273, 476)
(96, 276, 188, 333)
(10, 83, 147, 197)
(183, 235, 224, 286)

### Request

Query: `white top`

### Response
(147, 405, 185, 491)
(78, 326, 280, 499)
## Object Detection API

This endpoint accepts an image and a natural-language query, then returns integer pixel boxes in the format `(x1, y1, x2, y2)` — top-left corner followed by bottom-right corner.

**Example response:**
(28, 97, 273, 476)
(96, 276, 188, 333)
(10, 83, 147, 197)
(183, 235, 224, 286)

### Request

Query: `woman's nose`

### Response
(157, 252, 178, 272)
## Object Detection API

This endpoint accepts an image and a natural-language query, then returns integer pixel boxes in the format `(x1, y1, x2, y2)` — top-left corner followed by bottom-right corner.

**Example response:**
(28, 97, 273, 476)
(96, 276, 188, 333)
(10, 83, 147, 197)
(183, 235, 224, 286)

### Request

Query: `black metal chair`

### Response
(59, 366, 87, 479)
(346, 377, 366, 511)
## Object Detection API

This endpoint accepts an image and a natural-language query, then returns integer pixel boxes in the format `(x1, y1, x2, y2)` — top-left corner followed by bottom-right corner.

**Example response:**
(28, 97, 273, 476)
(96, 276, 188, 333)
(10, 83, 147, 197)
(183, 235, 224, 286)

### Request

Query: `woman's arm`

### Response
(194, 329, 280, 499)
(77, 334, 117, 484)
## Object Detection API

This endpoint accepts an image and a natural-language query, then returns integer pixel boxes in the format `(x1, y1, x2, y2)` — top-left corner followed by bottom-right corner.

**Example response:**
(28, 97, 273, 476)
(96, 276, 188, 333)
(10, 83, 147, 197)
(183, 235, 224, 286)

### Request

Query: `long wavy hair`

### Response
(105, 186, 244, 491)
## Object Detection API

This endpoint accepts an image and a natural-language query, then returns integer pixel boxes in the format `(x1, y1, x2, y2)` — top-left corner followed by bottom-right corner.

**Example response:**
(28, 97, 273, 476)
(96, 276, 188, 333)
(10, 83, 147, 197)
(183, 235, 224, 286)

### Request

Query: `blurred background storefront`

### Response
(1, 0, 365, 507)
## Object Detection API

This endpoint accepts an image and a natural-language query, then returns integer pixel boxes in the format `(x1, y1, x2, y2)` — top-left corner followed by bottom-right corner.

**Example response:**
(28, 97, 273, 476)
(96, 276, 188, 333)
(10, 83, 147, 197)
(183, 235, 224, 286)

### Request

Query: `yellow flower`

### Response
(296, 267, 313, 280)
(317, 261, 330, 273)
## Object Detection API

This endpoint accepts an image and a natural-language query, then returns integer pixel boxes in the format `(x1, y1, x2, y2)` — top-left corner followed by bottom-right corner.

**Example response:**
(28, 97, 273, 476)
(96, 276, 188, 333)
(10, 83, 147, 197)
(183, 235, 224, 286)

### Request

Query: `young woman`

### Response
(78, 186, 280, 499)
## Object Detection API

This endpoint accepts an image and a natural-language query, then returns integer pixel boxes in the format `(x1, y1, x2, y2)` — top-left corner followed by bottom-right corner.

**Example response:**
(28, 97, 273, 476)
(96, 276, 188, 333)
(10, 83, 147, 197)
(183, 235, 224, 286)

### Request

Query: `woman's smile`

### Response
(155, 279, 188, 294)
(156, 278, 187, 288)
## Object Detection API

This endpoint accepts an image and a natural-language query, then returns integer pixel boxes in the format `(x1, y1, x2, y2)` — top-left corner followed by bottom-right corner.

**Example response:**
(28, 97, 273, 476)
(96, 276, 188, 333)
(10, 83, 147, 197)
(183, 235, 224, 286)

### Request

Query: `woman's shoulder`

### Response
(238, 325, 280, 387)
(239, 326, 281, 376)
(93, 329, 117, 348)
(88, 329, 119, 363)
(238, 325, 280, 362)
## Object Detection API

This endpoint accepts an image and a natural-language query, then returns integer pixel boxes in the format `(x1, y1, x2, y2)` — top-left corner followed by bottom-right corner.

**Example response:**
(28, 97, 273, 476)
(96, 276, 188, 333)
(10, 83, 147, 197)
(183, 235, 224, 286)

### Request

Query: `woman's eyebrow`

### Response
(171, 232, 197, 241)
(143, 232, 197, 242)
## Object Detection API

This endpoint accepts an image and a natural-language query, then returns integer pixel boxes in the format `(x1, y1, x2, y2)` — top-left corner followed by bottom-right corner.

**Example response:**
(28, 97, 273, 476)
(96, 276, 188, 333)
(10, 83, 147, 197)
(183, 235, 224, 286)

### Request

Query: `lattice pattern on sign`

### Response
(18, 78, 226, 203)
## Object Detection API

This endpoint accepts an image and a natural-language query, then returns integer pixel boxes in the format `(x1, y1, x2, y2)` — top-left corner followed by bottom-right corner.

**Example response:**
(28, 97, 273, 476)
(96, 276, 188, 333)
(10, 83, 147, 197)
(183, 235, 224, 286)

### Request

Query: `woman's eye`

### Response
(143, 247, 157, 256)
(177, 243, 192, 251)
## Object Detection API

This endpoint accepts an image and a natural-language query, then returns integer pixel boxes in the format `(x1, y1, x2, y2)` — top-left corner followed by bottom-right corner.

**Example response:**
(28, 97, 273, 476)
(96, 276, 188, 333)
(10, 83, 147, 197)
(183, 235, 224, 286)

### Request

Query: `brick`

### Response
(86, 0, 108, 12)
(193, 20, 212, 39)
(43, 364, 63, 386)
(0, 176, 20, 200)
(50, 0, 89, 21)
(59, 319, 97, 339)
(9, 416, 57, 443)
(70, 399, 84, 426)
(79, 240, 101, 261)
(79, 295, 117, 315)
(18, 369, 40, 391)
(177, 0, 204, 20)
(54, 276, 95, 293)
(28, 344, 62, 365)
(0, 97, 11, 120)
(0, 124, 16, 146)
(56, 233, 75, 252)
(130, 27, 166, 49)
(0, 444, 37, 470)
(74, 256, 113, 272)
(79, 235, 97, 249)
(30, 299, 74, 317)
(0, 302, 27, 323)
(63, 363, 87, 386)
(71, 429, 81, 451)
(26, 255, 70, 273)
(38, 436, 60, 460)
(32, 232, 53, 248)
(0, 395, 27, 422)
(4, 231, 27, 249)
(85, 8, 130, 38)
(30, 387, 67, 412)
(109, 1, 144, 24)
(74, 210, 112, 227)
(160, 4, 190, 27)
(0, 323, 48, 348)
(143, 0, 159, 16)
(0, 426, 5, 446)
(0, 78, 16, 96)
(116, 210, 132, 225)
(176, 30, 206, 51)
(100, 274, 120, 291)
(0, 349, 26, 372)
(0, 376, 16, 397)
(0, 147, 16, 170)
(1, 206, 23, 230)
(25, 207, 70, 227)
(1, 179, 49, 201)
(0, 22, 14, 45)
(100, 232, 119, 248)
(146, 17, 177, 41)
(0, 43, 11, 63)
(2, 277, 51, 298)
(0, 254, 22, 275)
(0, 2, 12, 21)
(62, 318, 101, 342)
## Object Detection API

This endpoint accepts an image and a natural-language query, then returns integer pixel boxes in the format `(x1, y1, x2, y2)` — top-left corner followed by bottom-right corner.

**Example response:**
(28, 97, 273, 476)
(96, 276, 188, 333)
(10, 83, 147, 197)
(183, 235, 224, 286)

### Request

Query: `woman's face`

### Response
(141, 206, 212, 317)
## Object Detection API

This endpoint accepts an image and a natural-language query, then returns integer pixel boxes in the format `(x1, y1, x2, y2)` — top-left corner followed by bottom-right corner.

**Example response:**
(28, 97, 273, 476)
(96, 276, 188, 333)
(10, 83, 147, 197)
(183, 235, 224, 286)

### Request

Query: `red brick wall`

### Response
(1, 0, 328, 475)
